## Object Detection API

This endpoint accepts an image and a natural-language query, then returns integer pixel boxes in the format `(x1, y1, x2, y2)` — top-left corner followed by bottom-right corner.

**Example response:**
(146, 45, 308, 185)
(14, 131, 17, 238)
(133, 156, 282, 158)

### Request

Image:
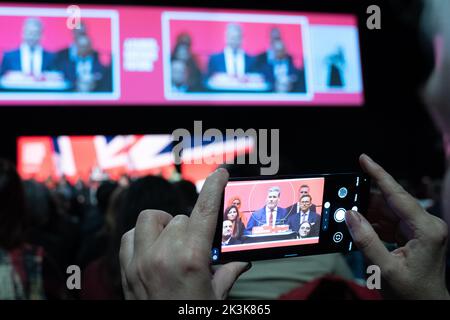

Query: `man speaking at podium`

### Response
(207, 23, 255, 79)
(0, 18, 54, 77)
(244, 186, 288, 235)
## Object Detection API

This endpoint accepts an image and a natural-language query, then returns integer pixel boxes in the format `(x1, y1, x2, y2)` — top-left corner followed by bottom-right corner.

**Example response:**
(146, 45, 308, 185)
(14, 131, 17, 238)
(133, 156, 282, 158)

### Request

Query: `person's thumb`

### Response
(212, 262, 251, 299)
(345, 210, 393, 268)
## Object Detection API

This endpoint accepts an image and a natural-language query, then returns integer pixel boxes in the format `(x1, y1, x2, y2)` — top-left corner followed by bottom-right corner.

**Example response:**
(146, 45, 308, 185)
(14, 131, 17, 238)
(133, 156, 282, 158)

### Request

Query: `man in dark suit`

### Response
(170, 59, 203, 93)
(244, 186, 288, 235)
(254, 27, 282, 71)
(298, 184, 317, 212)
(0, 18, 55, 77)
(256, 39, 306, 93)
(207, 23, 255, 79)
(287, 194, 321, 237)
(222, 220, 242, 246)
(54, 22, 89, 66)
(53, 35, 109, 92)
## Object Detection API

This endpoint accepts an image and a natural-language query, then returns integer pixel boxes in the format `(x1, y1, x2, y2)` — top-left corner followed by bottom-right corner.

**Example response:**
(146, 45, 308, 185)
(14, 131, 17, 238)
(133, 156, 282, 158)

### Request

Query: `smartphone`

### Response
(211, 172, 370, 264)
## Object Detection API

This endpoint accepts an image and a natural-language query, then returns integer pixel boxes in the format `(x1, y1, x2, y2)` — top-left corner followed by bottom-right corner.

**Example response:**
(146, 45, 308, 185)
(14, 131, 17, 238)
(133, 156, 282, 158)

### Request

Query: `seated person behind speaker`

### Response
(207, 23, 256, 80)
(54, 21, 89, 65)
(171, 35, 203, 92)
(254, 29, 306, 93)
(287, 194, 320, 237)
(244, 186, 288, 235)
(285, 186, 318, 219)
(255, 27, 283, 67)
(0, 18, 55, 77)
(171, 59, 202, 93)
(298, 221, 312, 239)
(298, 184, 317, 211)
(224, 205, 244, 240)
(55, 35, 108, 92)
(268, 40, 306, 93)
(228, 196, 242, 210)
(222, 220, 242, 246)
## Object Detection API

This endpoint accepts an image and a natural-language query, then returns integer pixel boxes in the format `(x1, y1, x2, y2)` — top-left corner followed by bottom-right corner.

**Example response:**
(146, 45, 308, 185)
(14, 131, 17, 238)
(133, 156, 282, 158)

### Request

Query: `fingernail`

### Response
(345, 210, 361, 231)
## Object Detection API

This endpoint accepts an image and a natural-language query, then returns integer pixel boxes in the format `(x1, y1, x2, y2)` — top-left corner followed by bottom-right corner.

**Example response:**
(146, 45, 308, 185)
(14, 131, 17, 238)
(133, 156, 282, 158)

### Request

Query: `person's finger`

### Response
(345, 210, 394, 269)
(189, 168, 229, 246)
(119, 229, 136, 300)
(359, 154, 426, 225)
(121, 229, 156, 300)
(212, 262, 251, 299)
(158, 214, 189, 242)
(134, 210, 173, 258)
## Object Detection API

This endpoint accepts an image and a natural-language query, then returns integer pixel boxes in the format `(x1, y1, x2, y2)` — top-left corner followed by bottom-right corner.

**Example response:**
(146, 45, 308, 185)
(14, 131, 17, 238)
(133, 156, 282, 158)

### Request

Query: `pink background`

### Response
(0, 16, 112, 66)
(118, 8, 164, 104)
(225, 178, 324, 226)
(0, 3, 362, 106)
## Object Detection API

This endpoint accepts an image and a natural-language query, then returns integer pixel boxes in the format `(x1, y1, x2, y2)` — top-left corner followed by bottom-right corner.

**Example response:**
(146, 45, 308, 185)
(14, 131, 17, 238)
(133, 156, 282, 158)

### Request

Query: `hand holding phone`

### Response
(119, 155, 449, 300)
(344, 155, 450, 300)
(212, 172, 370, 263)
(119, 168, 249, 299)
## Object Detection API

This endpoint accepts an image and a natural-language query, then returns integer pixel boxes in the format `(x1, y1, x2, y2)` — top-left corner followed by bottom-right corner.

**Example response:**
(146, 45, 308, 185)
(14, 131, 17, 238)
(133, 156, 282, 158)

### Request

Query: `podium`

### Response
(0, 71, 70, 91)
(206, 73, 270, 92)
(242, 225, 297, 243)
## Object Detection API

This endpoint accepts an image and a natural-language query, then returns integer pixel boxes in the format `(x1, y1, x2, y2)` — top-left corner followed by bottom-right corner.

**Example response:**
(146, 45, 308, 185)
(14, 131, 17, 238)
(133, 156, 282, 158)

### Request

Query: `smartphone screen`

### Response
(211, 173, 370, 264)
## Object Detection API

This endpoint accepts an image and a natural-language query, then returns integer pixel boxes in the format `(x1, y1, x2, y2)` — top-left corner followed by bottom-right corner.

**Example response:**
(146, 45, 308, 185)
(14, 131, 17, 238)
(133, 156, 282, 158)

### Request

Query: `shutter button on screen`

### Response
(334, 208, 346, 223)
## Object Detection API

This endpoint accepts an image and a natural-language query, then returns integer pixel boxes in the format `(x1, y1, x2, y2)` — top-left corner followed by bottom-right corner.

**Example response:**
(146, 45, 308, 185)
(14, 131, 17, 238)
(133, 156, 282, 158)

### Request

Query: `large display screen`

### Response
(0, 2, 364, 106)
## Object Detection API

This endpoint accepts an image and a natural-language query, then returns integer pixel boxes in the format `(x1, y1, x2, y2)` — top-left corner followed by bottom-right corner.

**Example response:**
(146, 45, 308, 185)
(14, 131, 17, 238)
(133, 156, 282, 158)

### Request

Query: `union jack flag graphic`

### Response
(17, 134, 255, 189)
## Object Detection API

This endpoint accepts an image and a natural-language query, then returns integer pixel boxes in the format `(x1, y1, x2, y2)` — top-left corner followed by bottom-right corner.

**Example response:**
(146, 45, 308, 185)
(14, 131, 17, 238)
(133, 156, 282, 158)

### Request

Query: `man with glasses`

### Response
(298, 185, 317, 211)
(287, 194, 321, 237)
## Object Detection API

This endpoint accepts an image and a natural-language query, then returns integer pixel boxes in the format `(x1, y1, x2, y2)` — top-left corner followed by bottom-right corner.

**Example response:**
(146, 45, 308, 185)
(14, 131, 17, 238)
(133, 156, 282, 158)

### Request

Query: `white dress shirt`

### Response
(20, 44, 43, 76)
(76, 56, 94, 80)
(222, 237, 231, 246)
(224, 47, 245, 78)
(273, 60, 289, 79)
